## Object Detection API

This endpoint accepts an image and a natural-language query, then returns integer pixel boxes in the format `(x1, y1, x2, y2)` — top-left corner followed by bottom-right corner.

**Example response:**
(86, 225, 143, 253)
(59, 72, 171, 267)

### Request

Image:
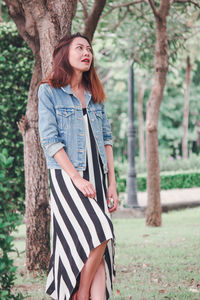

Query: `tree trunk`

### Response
(137, 74, 145, 163)
(0, 4, 3, 22)
(146, 0, 170, 227)
(182, 56, 191, 159)
(21, 55, 51, 270)
(5, 0, 77, 270)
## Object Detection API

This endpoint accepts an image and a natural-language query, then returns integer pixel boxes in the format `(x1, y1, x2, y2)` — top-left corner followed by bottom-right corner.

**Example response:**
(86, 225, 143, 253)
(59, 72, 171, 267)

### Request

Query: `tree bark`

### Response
(4, 0, 106, 270)
(137, 74, 145, 163)
(146, 0, 170, 226)
(182, 56, 191, 159)
(20, 55, 51, 270)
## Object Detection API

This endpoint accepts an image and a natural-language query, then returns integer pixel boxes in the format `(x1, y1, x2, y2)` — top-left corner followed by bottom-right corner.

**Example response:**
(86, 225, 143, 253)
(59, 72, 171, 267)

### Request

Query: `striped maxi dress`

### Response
(46, 108, 115, 300)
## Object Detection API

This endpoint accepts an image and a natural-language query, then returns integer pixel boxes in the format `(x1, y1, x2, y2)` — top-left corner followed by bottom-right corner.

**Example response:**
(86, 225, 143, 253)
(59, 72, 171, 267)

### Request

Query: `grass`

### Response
(11, 208, 200, 299)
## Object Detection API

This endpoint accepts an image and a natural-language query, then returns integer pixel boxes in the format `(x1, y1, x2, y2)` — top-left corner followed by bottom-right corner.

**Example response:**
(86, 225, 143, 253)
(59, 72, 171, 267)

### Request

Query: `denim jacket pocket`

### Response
(56, 108, 75, 131)
(94, 110, 103, 119)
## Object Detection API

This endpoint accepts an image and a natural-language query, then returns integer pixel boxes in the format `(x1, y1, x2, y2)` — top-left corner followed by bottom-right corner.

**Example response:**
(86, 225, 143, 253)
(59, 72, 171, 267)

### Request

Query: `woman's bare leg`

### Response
(77, 240, 108, 300)
(90, 258, 106, 300)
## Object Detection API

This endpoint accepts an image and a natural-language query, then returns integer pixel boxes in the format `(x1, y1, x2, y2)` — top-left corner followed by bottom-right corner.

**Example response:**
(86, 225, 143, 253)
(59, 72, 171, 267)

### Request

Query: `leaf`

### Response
(0, 56, 6, 62)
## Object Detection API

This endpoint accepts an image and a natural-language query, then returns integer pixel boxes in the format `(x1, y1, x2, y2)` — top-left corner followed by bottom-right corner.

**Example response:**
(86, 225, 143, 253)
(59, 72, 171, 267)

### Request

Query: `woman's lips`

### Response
(81, 59, 90, 63)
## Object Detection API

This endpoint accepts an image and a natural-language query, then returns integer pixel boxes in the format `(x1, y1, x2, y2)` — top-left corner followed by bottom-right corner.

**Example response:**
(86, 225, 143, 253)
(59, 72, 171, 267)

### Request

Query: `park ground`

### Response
(12, 207, 200, 300)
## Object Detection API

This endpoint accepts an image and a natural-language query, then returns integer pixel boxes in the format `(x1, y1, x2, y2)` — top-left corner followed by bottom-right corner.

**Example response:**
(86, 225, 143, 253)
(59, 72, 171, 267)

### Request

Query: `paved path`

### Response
(112, 187, 200, 218)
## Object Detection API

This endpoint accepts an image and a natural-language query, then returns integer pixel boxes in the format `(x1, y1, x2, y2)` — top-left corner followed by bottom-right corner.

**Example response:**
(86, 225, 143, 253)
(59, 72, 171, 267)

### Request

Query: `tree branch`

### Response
(79, 0, 88, 19)
(83, 0, 106, 41)
(158, 0, 171, 18)
(173, 0, 200, 9)
(148, 0, 158, 17)
(103, 0, 146, 18)
(109, 0, 146, 9)
(4, 0, 40, 54)
(110, 8, 129, 31)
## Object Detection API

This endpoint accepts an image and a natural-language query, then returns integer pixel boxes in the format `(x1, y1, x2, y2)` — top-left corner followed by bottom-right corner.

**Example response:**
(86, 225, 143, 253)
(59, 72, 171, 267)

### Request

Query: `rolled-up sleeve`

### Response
(102, 103, 113, 146)
(38, 84, 65, 157)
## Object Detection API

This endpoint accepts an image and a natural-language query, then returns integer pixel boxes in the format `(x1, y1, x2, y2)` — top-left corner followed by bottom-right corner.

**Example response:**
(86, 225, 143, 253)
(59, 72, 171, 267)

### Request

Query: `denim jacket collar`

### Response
(61, 84, 92, 107)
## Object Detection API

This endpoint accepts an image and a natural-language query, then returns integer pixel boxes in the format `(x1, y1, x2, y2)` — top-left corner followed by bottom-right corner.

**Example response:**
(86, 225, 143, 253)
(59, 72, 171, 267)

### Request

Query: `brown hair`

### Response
(41, 32, 105, 103)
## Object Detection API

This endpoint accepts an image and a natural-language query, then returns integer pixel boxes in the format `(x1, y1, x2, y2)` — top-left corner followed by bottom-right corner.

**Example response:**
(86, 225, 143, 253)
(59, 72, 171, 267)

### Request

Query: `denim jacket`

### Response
(38, 83, 112, 173)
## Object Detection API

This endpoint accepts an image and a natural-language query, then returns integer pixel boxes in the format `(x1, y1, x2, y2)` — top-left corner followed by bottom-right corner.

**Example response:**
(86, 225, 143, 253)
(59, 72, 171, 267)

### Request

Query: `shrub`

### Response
(115, 155, 200, 192)
(0, 22, 34, 215)
(115, 165, 200, 193)
(0, 149, 23, 299)
(135, 153, 200, 174)
(137, 170, 200, 191)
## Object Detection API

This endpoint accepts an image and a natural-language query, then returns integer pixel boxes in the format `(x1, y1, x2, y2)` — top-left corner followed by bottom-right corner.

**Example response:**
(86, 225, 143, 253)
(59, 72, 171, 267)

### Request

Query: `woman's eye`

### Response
(77, 46, 82, 50)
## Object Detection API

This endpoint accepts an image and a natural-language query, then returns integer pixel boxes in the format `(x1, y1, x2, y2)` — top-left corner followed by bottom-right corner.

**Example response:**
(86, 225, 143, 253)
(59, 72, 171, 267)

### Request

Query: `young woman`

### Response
(38, 32, 118, 300)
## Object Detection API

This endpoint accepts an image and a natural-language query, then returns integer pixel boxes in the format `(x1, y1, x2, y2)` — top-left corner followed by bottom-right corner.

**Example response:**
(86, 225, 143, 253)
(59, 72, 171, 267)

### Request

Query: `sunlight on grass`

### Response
(12, 208, 200, 299)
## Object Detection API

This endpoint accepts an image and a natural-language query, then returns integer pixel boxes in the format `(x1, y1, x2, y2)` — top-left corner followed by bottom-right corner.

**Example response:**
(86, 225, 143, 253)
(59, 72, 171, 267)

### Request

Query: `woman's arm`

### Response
(105, 145, 119, 212)
(54, 148, 96, 199)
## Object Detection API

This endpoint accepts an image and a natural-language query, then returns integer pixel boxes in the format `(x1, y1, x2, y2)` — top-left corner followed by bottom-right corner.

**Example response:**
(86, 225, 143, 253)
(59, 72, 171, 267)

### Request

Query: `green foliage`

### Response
(159, 69, 200, 155)
(116, 170, 200, 193)
(0, 22, 34, 214)
(137, 170, 200, 192)
(0, 149, 23, 299)
(136, 153, 200, 174)
(115, 154, 200, 192)
(85, 1, 200, 160)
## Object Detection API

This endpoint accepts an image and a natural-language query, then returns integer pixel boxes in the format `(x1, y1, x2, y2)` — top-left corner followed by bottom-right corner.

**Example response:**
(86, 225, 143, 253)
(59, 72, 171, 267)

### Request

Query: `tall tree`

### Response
(146, 0, 200, 226)
(138, 75, 145, 163)
(4, 0, 106, 271)
(182, 56, 191, 158)
(137, 74, 150, 163)
(145, 0, 171, 226)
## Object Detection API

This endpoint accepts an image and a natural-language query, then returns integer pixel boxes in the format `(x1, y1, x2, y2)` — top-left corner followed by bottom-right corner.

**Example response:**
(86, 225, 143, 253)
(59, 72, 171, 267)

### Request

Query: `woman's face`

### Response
(68, 37, 93, 73)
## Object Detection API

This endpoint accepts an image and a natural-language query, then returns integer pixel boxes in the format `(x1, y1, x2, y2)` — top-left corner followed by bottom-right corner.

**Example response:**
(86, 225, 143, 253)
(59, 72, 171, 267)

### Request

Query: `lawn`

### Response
(12, 207, 200, 299)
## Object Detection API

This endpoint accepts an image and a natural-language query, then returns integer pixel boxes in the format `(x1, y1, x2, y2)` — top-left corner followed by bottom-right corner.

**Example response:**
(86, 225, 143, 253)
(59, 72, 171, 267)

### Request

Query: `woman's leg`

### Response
(76, 240, 108, 300)
(90, 258, 106, 300)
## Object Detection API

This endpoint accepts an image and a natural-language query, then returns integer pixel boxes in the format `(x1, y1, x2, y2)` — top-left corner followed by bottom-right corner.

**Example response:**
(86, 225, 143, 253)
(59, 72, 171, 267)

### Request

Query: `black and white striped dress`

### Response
(46, 108, 115, 300)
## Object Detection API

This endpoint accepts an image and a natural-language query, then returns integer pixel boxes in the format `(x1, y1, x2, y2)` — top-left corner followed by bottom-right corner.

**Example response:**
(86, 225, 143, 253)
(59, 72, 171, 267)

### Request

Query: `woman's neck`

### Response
(71, 71, 83, 90)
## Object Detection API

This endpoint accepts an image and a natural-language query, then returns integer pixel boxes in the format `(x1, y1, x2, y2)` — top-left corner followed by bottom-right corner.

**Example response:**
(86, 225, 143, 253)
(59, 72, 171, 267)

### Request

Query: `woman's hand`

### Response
(107, 183, 119, 213)
(71, 174, 96, 199)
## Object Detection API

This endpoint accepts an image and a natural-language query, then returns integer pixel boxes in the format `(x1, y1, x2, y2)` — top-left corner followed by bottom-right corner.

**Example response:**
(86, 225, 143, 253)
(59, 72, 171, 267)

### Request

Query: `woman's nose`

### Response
(83, 48, 91, 56)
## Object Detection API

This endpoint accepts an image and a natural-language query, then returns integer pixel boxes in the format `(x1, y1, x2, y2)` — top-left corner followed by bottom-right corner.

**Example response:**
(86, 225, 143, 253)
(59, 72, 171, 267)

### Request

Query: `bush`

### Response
(0, 149, 23, 299)
(115, 155, 200, 192)
(0, 22, 34, 214)
(115, 166, 200, 192)
(135, 153, 200, 174)
(137, 170, 200, 191)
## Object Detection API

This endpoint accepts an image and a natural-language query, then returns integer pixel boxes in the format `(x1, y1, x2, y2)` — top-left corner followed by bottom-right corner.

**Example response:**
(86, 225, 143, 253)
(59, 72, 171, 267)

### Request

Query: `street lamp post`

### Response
(127, 63, 138, 208)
